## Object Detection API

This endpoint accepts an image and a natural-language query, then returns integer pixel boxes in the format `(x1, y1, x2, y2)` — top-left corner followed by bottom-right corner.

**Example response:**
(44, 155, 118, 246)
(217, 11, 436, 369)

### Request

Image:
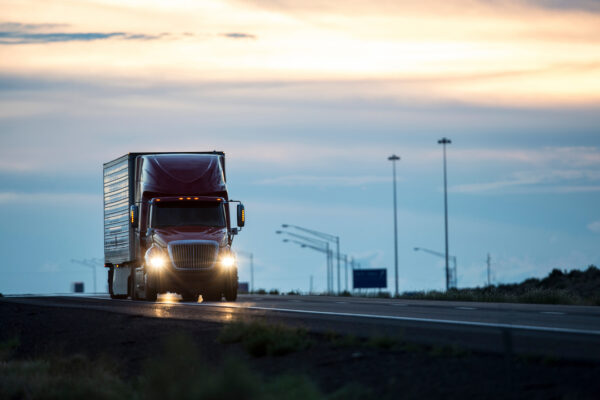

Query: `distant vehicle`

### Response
(103, 152, 245, 302)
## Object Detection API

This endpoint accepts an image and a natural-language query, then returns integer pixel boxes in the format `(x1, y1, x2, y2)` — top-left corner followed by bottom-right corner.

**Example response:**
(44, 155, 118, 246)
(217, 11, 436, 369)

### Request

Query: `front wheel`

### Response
(223, 268, 238, 302)
(145, 273, 158, 301)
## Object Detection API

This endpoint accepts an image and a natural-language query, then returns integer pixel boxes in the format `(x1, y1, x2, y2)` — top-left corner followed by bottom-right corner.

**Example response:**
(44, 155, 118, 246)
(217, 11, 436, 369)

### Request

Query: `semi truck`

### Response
(103, 152, 245, 302)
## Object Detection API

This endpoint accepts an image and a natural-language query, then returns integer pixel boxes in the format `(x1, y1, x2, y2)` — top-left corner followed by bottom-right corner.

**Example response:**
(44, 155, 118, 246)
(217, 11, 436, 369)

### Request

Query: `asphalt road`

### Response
(3, 294, 600, 360)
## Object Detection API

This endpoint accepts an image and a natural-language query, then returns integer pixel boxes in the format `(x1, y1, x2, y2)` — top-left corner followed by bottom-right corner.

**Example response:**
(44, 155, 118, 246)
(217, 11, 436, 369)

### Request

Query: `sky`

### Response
(1, 0, 599, 294)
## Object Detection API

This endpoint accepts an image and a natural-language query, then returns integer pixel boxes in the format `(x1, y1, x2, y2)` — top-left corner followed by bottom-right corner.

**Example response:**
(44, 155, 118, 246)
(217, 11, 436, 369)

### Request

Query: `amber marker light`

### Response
(179, 197, 183, 200)
(194, 197, 199, 200)
(187, 197, 191, 200)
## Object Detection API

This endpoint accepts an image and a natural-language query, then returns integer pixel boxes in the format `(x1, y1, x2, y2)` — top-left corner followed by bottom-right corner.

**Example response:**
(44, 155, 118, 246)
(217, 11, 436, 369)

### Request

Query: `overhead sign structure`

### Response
(353, 269, 387, 289)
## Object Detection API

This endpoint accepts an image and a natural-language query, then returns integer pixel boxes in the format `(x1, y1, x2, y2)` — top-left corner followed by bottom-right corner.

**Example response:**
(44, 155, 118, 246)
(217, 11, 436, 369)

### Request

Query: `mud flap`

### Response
(113, 266, 131, 296)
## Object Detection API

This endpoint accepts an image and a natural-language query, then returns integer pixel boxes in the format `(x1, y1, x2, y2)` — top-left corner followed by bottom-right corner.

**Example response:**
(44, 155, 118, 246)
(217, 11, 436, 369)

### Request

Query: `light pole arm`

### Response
(414, 247, 457, 265)
(277, 230, 329, 247)
(282, 224, 338, 242)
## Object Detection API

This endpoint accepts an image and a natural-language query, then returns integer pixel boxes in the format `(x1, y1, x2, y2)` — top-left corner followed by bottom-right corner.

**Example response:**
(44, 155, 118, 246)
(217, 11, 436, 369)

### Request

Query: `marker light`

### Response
(187, 197, 191, 200)
(179, 197, 184, 200)
(220, 255, 235, 268)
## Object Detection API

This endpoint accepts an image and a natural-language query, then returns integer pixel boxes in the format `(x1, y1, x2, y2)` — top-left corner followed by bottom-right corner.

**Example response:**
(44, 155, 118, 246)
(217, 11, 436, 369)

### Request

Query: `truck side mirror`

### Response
(130, 204, 139, 228)
(236, 204, 245, 227)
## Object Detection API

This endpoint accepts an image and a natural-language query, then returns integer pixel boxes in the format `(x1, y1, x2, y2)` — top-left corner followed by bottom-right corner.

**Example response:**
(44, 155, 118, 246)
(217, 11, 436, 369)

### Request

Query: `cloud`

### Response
(451, 168, 600, 194)
(0, 22, 165, 45)
(255, 175, 392, 186)
(220, 32, 256, 39)
(588, 221, 600, 233)
(0, 191, 100, 204)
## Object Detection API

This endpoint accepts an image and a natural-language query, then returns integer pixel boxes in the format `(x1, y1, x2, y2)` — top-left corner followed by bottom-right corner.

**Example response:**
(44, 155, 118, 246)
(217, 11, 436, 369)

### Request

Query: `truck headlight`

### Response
(145, 245, 167, 269)
(220, 255, 235, 268)
(149, 255, 166, 269)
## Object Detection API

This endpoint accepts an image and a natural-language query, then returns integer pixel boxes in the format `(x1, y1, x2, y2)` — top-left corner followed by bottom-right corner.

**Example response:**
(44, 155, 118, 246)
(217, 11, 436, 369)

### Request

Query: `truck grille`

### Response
(168, 240, 219, 270)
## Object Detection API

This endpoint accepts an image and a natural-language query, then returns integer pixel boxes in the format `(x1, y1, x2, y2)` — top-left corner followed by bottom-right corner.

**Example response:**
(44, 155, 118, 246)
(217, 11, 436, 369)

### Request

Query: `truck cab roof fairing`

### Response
(139, 154, 227, 200)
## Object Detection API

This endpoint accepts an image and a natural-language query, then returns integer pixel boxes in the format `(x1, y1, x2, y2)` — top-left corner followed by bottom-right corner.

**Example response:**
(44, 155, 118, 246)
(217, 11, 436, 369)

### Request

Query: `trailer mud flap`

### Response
(113, 266, 131, 296)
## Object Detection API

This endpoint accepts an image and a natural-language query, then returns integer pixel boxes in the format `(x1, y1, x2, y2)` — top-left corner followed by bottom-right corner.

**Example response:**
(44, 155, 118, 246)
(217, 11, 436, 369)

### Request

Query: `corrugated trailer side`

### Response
(103, 154, 134, 265)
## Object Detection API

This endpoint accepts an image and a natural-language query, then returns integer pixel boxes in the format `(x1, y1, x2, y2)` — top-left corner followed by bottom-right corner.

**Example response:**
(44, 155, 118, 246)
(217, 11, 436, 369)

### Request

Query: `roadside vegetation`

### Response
(0, 333, 363, 400)
(218, 319, 310, 356)
(253, 265, 600, 306)
(398, 265, 600, 305)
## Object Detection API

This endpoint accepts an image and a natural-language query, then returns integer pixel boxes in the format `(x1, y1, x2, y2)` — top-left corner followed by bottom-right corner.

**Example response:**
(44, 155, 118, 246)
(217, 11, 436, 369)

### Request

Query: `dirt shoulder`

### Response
(1, 300, 599, 399)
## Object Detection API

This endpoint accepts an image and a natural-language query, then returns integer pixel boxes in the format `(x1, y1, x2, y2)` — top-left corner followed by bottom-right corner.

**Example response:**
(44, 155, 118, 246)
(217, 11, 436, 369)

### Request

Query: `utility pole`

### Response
(388, 154, 400, 297)
(309, 275, 313, 294)
(70, 258, 100, 293)
(438, 138, 452, 291)
(344, 254, 348, 292)
(487, 253, 491, 287)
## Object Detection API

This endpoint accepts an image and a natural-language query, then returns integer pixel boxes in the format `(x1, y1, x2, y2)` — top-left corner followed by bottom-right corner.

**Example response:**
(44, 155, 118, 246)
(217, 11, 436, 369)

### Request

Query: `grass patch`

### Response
(325, 331, 360, 348)
(218, 320, 310, 357)
(366, 335, 399, 350)
(0, 351, 131, 399)
(0, 336, 19, 361)
(428, 344, 471, 358)
(1, 332, 368, 400)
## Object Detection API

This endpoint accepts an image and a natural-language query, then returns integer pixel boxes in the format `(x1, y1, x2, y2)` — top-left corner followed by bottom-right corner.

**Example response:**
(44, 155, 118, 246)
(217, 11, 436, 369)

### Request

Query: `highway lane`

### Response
(3, 294, 600, 360)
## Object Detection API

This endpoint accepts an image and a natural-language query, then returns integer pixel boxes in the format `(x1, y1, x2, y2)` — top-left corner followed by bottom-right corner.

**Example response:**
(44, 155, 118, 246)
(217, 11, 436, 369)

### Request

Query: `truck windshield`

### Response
(151, 202, 226, 228)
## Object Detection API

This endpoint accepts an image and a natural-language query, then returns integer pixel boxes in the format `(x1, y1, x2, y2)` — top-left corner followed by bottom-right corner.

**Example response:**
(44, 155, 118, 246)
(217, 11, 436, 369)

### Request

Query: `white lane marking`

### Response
(336, 301, 347, 304)
(541, 311, 565, 315)
(188, 303, 600, 336)
(456, 307, 477, 310)
(389, 303, 408, 306)
(10, 296, 591, 336)
(289, 300, 302, 303)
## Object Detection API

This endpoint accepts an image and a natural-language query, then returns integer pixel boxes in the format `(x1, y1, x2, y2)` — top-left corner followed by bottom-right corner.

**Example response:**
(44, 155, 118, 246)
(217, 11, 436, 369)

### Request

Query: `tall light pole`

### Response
(438, 137, 452, 291)
(388, 154, 400, 297)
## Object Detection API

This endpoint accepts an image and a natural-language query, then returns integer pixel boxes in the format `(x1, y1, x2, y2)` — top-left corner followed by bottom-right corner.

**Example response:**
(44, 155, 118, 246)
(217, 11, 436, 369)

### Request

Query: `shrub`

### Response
(219, 320, 310, 357)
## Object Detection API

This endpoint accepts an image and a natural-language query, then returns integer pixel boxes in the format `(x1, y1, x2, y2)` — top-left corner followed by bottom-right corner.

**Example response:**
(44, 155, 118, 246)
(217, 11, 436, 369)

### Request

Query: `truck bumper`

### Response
(147, 266, 232, 294)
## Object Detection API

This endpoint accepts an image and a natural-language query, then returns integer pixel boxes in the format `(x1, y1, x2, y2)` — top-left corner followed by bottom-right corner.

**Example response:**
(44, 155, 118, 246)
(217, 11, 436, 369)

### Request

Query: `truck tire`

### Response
(224, 278, 237, 302)
(181, 291, 198, 302)
(145, 284, 158, 301)
(202, 287, 222, 302)
(224, 268, 238, 302)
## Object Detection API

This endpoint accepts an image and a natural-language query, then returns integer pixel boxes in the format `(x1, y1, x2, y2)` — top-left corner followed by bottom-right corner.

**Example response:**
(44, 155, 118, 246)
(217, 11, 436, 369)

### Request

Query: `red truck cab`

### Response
(103, 152, 245, 301)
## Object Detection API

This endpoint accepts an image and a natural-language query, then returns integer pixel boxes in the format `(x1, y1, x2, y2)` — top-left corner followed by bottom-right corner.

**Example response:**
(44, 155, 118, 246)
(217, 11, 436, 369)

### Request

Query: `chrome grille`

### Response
(168, 240, 218, 270)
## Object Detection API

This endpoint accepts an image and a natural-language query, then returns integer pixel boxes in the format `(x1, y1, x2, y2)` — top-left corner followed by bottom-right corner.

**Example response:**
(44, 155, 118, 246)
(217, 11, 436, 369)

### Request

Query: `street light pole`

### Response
(388, 154, 400, 297)
(438, 137, 452, 291)
(279, 231, 333, 293)
(281, 224, 340, 294)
